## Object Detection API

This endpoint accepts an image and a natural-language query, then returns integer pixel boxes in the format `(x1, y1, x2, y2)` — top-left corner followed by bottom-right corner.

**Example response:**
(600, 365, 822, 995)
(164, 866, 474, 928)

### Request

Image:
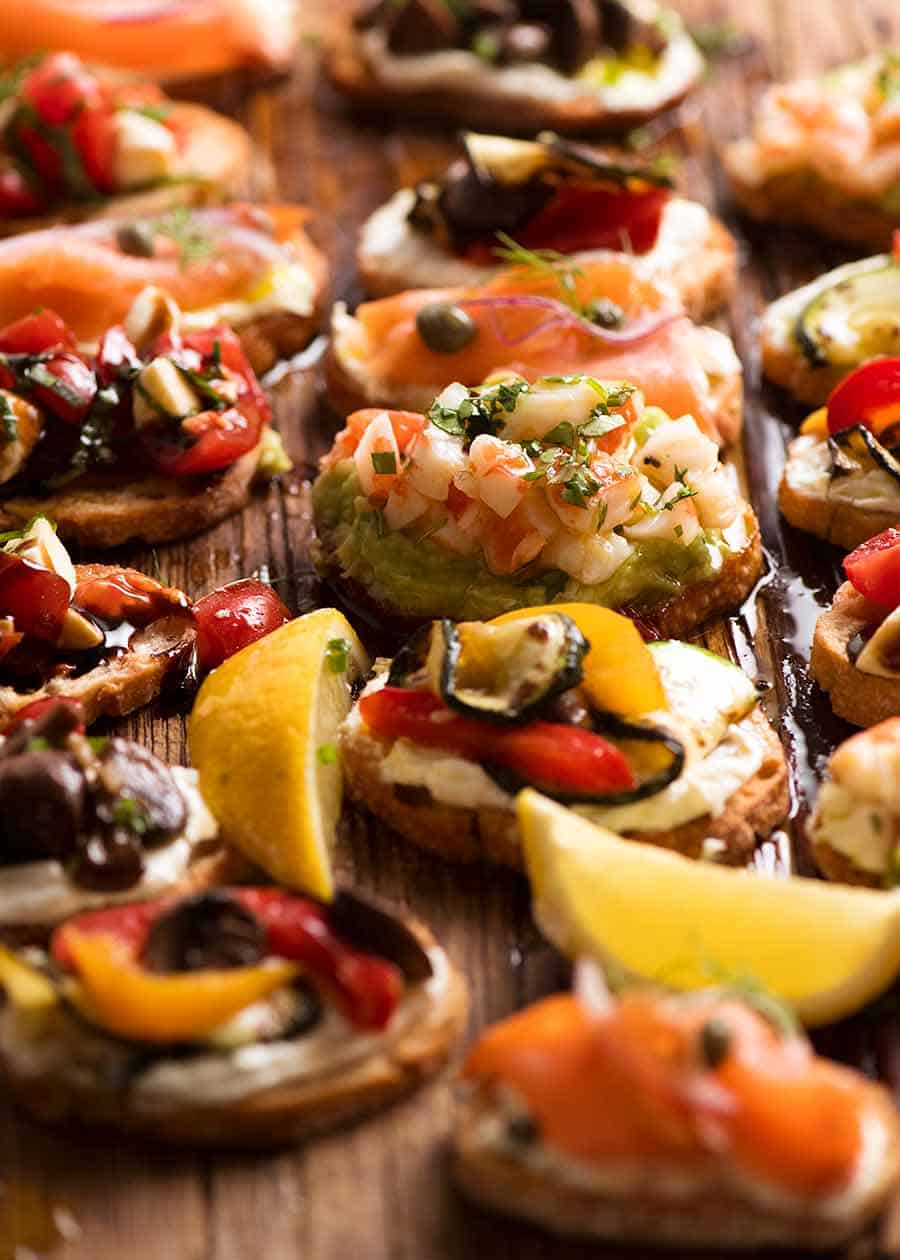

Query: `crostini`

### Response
(762, 236, 900, 405)
(0, 295, 279, 548)
(455, 963, 900, 1248)
(0, 699, 240, 941)
(724, 52, 900, 250)
(0, 886, 467, 1145)
(340, 606, 788, 866)
(0, 205, 327, 376)
(0, 53, 252, 236)
(328, 0, 704, 135)
(313, 376, 761, 628)
(0, 1, 297, 82)
(328, 259, 742, 446)
(810, 718, 900, 886)
(358, 131, 736, 318)
(779, 359, 900, 550)
(811, 528, 900, 728)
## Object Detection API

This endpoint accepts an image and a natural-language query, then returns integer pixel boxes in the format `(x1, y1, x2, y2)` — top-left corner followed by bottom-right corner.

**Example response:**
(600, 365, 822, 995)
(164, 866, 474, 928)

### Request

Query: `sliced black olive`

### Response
(435, 158, 553, 244)
(828, 424, 900, 486)
(328, 889, 433, 982)
(115, 222, 156, 258)
(438, 614, 589, 725)
(68, 828, 145, 893)
(0, 750, 85, 865)
(94, 738, 188, 845)
(142, 890, 266, 974)
(416, 302, 478, 354)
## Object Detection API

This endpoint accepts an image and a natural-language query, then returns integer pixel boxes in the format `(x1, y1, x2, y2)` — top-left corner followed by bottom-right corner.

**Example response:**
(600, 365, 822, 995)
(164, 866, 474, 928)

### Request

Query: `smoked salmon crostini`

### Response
(0, 205, 327, 375)
(0, 52, 252, 236)
(358, 131, 737, 319)
(0, 1, 297, 83)
(312, 375, 761, 629)
(724, 52, 900, 251)
(0, 886, 467, 1145)
(327, 258, 743, 447)
(0, 295, 284, 548)
(454, 966, 900, 1248)
(339, 606, 788, 867)
(327, 0, 704, 135)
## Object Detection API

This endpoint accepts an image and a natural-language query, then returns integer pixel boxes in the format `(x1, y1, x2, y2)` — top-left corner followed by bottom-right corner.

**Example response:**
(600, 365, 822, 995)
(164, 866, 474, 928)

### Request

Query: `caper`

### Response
(584, 298, 625, 330)
(415, 302, 477, 354)
(115, 221, 157, 258)
(699, 1017, 732, 1069)
(506, 1112, 539, 1145)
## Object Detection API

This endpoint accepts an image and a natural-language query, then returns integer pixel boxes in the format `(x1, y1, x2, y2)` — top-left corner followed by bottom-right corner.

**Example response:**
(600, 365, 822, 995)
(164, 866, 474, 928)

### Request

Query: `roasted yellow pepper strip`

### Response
(800, 407, 828, 438)
(65, 933, 297, 1043)
(0, 945, 57, 1011)
(491, 604, 666, 716)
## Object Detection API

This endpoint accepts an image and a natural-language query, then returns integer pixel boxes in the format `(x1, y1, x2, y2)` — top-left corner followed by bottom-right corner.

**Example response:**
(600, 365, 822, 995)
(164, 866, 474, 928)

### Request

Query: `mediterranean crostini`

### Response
(455, 963, 900, 1248)
(358, 131, 736, 318)
(724, 52, 900, 250)
(0, 886, 467, 1145)
(0, 205, 327, 376)
(0, 53, 252, 235)
(779, 359, 900, 550)
(313, 377, 761, 629)
(328, 259, 742, 446)
(0, 294, 279, 548)
(328, 0, 704, 135)
(811, 528, 900, 728)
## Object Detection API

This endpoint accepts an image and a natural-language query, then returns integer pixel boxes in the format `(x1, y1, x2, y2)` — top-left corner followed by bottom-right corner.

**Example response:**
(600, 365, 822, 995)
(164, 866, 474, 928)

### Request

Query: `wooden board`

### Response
(2, 2, 900, 1257)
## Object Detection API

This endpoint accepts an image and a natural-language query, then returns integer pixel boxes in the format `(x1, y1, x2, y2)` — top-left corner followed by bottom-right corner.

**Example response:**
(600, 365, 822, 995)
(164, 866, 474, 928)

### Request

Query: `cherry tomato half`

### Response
(843, 527, 900, 610)
(72, 107, 117, 196)
(0, 310, 78, 356)
(0, 552, 70, 643)
(21, 53, 106, 128)
(827, 358, 900, 441)
(193, 578, 290, 671)
(0, 168, 43, 219)
(28, 351, 97, 424)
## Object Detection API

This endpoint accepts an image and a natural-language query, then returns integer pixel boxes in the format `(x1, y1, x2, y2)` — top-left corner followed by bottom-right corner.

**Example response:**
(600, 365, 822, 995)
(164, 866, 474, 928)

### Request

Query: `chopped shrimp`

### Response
(468, 434, 533, 519)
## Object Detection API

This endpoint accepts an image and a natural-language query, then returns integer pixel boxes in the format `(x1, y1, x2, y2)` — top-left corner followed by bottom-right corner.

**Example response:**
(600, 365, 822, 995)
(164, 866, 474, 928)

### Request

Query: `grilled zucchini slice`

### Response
(795, 257, 900, 368)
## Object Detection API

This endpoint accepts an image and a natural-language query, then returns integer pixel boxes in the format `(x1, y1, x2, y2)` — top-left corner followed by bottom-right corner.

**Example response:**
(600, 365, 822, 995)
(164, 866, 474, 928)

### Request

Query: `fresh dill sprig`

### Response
(492, 231, 585, 313)
(150, 207, 217, 270)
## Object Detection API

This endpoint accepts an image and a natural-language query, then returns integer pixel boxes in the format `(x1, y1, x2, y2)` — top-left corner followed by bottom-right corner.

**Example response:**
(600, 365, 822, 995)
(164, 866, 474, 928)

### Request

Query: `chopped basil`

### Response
(542, 421, 577, 449)
(23, 361, 86, 410)
(371, 450, 398, 475)
(560, 466, 600, 508)
(581, 409, 626, 439)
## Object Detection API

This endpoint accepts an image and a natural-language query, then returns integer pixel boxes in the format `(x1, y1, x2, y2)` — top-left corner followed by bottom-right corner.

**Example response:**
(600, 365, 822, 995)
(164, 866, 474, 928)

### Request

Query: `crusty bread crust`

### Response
(325, 29, 702, 137)
(0, 443, 262, 548)
(453, 1084, 900, 1250)
(726, 165, 899, 253)
(238, 308, 322, 377)
(341, 707, 787, 868)
(810, 583, 900, 728)
(0, 104, 253, 240)
(778, 437, 899, 551)
(0, 562, 197, 732)
(1, 922, 468, 1148)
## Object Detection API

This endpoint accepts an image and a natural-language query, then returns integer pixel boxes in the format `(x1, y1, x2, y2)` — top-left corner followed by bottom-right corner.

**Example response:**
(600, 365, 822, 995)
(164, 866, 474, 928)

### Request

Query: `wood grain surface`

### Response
(2, 2, 900, 1257)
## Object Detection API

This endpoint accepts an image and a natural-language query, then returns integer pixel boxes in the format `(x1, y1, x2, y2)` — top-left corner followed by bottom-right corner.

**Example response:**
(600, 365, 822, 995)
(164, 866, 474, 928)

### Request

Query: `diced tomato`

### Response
(0, 552, 70, 643)
(827, 358, 900, 442)
(193, 578, 290, 672)
(72, 107, 117, 196)
(28, 351, 97, 424)
(6, 696, 86, 735)
(73, 568, 189, 627)
(358, 687, 636, 797)
(96, 325, 141, 384)
(843, 527, 900, 610)
(21, 53, 107, 127)
(0, 310, 77, 356)
(0, 168, 43, 218)
(331, 409, 427, 464)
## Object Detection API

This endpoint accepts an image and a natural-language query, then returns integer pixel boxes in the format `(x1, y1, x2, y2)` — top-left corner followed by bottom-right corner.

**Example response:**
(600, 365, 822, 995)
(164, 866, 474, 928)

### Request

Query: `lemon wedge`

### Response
(189, 609, 369, 901)
(518, 789, 900, 1026)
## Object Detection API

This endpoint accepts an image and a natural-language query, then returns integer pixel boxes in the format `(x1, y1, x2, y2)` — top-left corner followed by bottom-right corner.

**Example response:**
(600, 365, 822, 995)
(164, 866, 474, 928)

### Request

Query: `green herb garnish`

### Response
(371, 450, 398, 475)
(325, 637, 351, 673)
(317, 743, 338, 766)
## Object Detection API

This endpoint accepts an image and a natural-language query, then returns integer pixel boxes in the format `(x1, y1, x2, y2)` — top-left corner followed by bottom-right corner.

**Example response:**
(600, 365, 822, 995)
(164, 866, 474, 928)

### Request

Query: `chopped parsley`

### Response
(662, 483, 698, 511)
(325, 637, 351, 674)
(428, 380, 529, 446)
(560, 466, 600, 508)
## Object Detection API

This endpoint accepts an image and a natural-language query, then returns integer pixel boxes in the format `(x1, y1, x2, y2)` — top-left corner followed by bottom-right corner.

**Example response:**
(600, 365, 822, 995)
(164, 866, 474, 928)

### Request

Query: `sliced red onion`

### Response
(458, 295, 685, 349)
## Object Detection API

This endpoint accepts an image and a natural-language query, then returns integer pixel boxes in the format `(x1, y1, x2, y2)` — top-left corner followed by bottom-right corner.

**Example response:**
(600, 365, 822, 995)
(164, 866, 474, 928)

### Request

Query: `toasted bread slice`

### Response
(811, 583, 900, 728)
(761, 333, 847, 407)
(453, 1082, 900, 1250)
(357, 191, 737, 321)
(326, 26, 703, 136)
(341, 707, 787, 868)
(0, 920, 468, 1147)
(0, 104, 253, 240)
(0, 443, 262, 548)
(779, 435, 900, 551)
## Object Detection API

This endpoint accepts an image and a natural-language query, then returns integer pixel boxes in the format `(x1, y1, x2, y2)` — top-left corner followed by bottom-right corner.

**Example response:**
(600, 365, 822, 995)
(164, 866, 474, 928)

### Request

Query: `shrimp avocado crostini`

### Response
(339, 605, 788, 866)
(313, 375, 761, 632)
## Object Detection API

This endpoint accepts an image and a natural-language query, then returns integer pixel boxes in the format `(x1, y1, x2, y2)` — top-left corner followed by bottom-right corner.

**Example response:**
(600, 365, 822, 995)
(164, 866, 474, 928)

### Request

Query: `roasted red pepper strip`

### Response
(358, 686, 636, 796)
(52, 889, 403, 1033)
(827, 358, 900, 442)
(844, 527, 900, 611)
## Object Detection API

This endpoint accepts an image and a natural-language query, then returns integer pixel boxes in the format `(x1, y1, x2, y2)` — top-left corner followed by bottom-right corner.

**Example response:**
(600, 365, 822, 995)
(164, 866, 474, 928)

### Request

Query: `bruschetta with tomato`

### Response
(724, 52, 900, 251)
(0, 699, 243, 942)
(358, 132, 737, 319)
(327, 257, 743, 447)
(0, 294, 281, 548)
(327, 0, 704, 135)
(0, 886, 467, 1145)
(811, 528, 900, 729)
(455, 964, 900, 1248)
(313, 377, 761, 630)
(340, 606, 788, 866)
(779, 359, 900, 550)
(810, 718, 900, 886)
(0, 205, 327, 376)
(0, 53, 252, 235)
